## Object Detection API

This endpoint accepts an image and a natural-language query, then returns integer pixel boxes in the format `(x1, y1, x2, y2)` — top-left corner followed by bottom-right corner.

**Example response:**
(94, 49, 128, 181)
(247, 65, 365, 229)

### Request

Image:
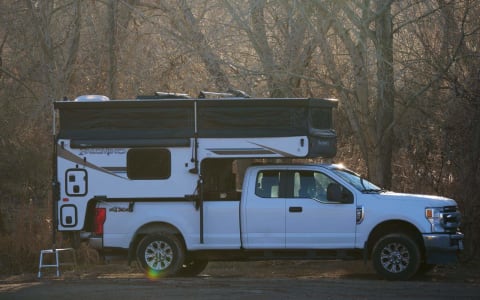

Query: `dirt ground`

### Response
(1, 260, 480, 299)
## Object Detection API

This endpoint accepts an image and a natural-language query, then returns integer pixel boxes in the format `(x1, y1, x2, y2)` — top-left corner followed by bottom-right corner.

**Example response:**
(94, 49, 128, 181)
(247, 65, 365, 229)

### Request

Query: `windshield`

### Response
(331, 167, 383, 193)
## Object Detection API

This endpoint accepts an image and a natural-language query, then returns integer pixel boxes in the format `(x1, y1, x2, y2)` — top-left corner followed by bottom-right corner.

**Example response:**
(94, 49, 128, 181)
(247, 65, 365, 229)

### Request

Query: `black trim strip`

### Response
(103, 167, 127, 172)
(209, 148, 274, 155)
(96, 197, 239, 202)
(99, 197, 191, 202)
(71, 138, 191, 148)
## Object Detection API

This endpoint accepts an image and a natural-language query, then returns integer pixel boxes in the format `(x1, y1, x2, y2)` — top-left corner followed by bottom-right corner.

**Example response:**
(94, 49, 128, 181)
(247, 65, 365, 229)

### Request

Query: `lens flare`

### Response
(146, 268, 165, 280)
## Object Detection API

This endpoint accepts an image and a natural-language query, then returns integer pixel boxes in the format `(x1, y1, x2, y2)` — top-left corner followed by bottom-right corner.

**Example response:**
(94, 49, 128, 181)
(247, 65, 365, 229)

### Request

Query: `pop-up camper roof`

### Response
(54, 95, 338, 158)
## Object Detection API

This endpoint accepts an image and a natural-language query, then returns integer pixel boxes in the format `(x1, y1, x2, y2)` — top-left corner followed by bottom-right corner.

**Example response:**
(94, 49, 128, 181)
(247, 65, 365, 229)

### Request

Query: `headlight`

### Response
(425, 206, 461, 233)
(425, 207, 443, 232)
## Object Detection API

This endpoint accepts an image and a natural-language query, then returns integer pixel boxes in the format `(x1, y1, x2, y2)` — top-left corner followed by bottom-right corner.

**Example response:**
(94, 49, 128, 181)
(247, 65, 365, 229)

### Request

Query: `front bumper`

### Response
(422, 232, 464, 264)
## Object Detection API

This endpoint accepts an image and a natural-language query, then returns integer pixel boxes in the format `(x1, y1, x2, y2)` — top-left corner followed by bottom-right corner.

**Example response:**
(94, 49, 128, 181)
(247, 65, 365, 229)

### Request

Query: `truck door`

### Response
(285, 170, 356, 249)
(243, 170, 286, 248)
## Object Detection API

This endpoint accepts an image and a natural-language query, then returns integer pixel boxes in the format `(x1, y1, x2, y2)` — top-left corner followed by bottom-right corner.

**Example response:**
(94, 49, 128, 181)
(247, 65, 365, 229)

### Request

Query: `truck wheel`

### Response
(178, 259, 209, 277)
(136, 233, 185, 277)
(372, 233, 421, 280)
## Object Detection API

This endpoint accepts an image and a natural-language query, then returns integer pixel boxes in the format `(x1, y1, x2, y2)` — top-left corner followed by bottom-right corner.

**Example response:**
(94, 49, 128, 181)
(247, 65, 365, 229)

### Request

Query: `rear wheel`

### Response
(372, 233, 421, 280)
(136, 233, 185, 277)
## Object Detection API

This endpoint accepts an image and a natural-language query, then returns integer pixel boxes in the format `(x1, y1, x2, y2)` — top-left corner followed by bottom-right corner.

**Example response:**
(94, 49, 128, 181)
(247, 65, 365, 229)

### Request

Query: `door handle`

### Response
(289, 206, 303, 213)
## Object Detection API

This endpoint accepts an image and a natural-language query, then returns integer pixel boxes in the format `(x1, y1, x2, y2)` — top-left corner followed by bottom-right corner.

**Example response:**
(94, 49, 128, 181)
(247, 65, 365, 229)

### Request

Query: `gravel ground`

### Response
(1, 260, 479, 300)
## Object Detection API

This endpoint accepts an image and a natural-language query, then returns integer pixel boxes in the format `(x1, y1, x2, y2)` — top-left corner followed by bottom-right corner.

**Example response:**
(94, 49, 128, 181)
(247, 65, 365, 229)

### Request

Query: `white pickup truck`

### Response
(88, 163, 463, 280)
(53, 94, 462, 280)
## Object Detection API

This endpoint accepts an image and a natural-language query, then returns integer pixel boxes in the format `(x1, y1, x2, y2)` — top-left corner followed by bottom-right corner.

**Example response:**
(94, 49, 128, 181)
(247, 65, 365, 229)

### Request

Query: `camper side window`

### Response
(127, 149, 171, 180)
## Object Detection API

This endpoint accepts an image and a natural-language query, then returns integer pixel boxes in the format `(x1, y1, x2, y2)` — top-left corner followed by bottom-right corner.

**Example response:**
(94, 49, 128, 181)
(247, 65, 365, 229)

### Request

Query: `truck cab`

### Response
(241, 164, 356, 250)
(237, 163, 463, 280)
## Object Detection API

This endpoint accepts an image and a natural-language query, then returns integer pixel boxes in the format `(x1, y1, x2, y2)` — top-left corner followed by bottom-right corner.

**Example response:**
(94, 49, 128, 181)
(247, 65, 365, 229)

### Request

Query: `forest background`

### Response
(0, 0, 479, 275)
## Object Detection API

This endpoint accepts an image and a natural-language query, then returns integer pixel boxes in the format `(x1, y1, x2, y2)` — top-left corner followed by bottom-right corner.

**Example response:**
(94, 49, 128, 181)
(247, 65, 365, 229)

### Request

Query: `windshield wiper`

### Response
(360, 176, 367, 191)
(359, 176, 386, 193)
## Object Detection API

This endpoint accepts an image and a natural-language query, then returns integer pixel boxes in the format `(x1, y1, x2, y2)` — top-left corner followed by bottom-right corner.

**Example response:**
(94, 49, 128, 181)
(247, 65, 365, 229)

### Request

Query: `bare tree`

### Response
(107, 0, 118, 99)
(374, 0, 395, 188)
(136, 0, 232, 91)
(437, 0, 480, 258)
(105, 0, 140, 98)
(308, 1, 395, 187)
(225, 0, 318, 97)
(25, 0, 81, 102)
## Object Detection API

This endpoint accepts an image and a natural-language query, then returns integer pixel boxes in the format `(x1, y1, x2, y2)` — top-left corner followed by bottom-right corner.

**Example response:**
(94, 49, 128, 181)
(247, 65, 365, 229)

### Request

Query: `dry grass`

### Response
(0, 202, 51, 275)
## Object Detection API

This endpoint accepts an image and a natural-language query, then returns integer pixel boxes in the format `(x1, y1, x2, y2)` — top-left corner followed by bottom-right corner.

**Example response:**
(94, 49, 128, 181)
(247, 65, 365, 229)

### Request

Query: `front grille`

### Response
(443, 206, 457, 213)
(442, 206, 461, 232)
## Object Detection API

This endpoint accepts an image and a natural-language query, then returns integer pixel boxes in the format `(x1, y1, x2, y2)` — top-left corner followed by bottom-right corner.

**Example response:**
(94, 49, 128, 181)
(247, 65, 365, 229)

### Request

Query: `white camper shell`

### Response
(53, 94, 338, 232)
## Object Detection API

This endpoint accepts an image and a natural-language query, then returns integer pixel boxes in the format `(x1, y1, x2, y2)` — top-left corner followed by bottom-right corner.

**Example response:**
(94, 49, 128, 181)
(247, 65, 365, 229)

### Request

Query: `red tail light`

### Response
(94, 208, 106, 235)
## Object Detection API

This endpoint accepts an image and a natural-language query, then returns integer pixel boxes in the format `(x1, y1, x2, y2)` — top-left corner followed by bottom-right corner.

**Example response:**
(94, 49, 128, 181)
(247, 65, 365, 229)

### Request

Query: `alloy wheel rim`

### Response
(145, 240, 174, 271)
(379, 242, 410, 273)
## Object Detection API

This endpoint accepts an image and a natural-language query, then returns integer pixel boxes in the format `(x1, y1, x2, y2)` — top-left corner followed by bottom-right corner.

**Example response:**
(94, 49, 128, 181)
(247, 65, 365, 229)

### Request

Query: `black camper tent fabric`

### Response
(56, 101, 195, 140)
(54, 98, 336, 141)
(197, 100, 309, 137)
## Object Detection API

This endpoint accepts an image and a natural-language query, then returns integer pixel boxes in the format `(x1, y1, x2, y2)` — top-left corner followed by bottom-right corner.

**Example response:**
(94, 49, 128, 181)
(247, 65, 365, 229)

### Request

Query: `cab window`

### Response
(255, 171, 280, 198)
(293, 170, 353, 203)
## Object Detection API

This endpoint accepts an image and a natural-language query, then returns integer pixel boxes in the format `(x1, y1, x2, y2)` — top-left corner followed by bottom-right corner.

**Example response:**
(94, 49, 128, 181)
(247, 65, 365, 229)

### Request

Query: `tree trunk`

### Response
(371, 0, 394, 188)
(107, 0, 118, 99)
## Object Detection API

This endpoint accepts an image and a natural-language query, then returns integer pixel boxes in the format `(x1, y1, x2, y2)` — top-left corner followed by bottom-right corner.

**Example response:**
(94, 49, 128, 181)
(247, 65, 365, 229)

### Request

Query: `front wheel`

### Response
(136, 233, 185, 277)
(372, 233, 421, 280)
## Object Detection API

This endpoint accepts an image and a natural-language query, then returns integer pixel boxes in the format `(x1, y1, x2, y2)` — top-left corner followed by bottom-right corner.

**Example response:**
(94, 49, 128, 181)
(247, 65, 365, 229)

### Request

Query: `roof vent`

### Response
(74, 95, 110, 102)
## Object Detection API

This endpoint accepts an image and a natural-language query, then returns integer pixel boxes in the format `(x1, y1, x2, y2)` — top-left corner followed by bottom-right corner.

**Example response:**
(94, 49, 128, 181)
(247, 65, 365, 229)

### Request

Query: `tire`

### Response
(136, 233, 185, 277)
(372, 233, 421, 280)
(178, 259, 209, 277)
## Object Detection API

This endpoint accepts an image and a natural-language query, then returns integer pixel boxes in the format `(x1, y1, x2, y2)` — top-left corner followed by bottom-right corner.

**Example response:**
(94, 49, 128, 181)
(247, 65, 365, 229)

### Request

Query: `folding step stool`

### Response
(38, 248, 77, 278)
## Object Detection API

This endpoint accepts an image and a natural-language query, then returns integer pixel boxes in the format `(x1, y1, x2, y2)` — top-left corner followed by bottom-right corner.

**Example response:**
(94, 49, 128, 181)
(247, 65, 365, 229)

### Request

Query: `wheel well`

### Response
(129, 222, 186, 261)
(366, 220, 424, 259)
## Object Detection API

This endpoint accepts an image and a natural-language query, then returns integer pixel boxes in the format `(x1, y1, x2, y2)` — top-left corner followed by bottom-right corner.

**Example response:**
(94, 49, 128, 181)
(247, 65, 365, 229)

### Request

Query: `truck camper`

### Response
(52, 92, 462, 280)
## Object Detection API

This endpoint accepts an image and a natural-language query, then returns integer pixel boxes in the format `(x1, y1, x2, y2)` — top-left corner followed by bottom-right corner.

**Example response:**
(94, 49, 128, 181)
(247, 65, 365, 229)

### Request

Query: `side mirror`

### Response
(327, 183, 342, 202)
